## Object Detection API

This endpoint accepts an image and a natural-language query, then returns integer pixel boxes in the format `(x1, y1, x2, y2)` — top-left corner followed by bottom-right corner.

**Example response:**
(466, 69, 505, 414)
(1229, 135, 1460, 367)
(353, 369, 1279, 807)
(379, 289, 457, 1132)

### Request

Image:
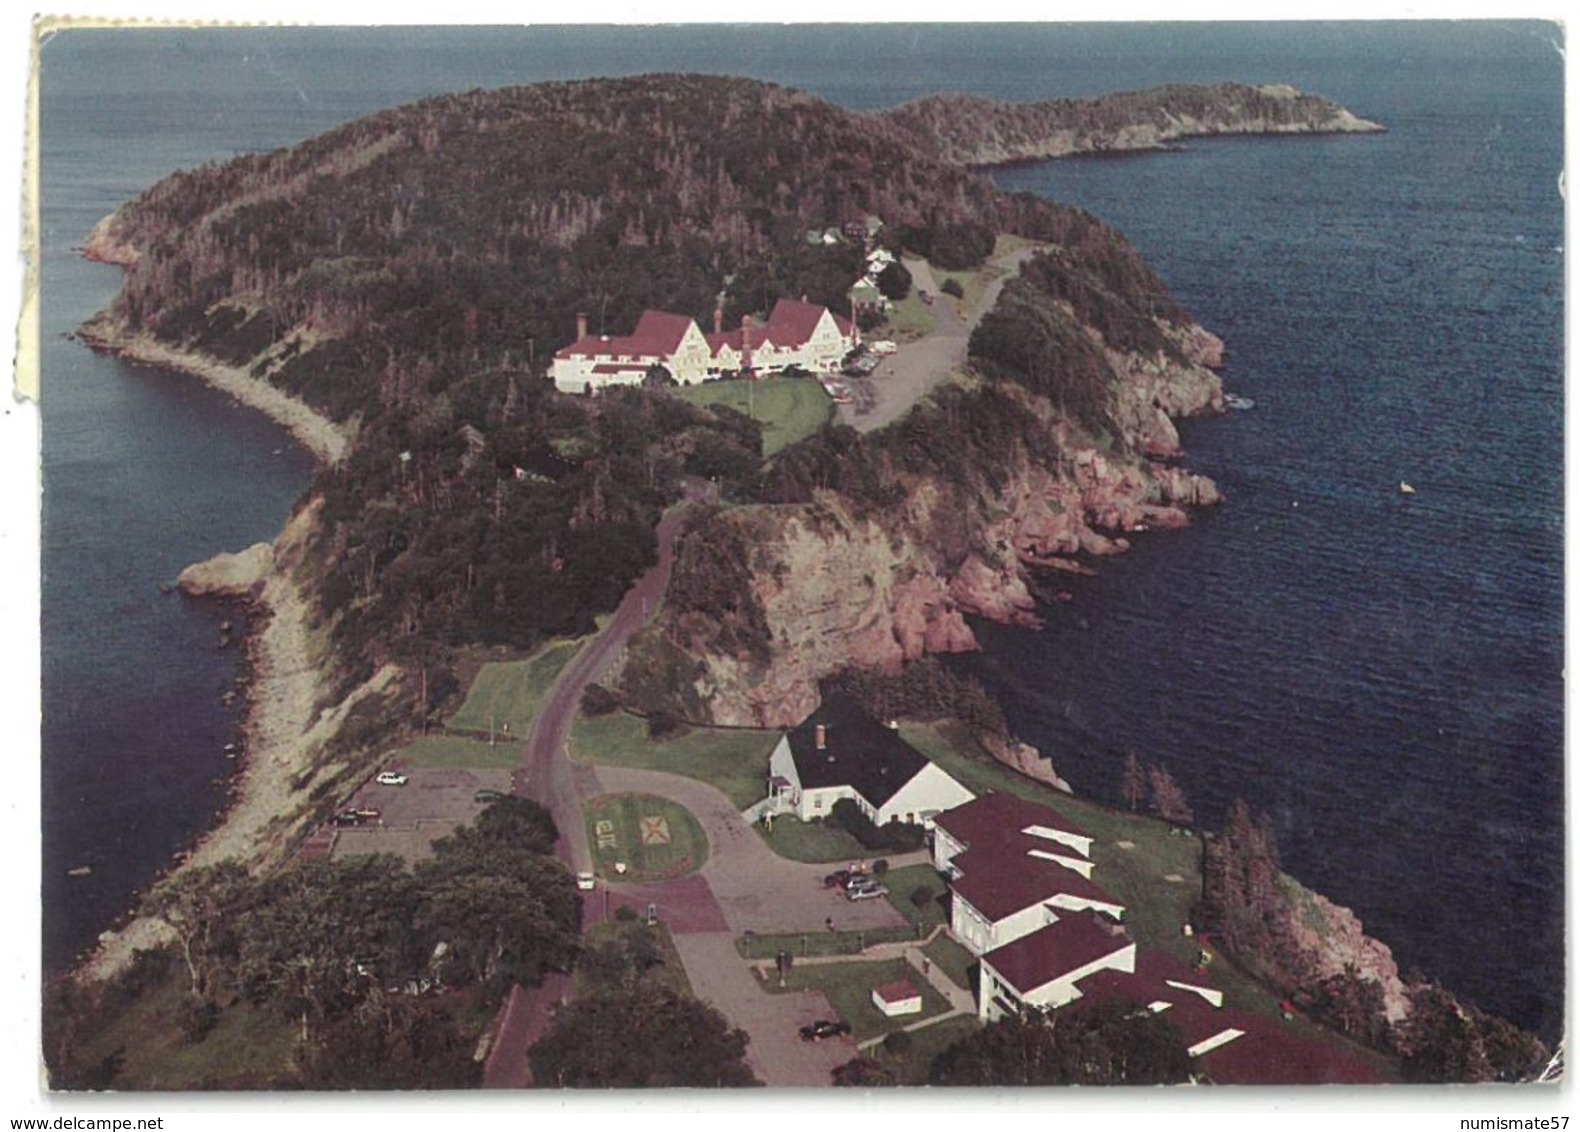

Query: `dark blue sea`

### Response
(38, 23, 1564, 1040)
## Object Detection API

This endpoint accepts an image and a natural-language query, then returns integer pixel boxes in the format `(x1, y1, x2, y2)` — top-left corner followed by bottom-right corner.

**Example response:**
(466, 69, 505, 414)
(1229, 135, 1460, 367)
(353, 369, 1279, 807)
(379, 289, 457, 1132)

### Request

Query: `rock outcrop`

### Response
(625, 317, 1224, 729)
(1286, 880, 1412, 1022)
(177, 542, 275, 597)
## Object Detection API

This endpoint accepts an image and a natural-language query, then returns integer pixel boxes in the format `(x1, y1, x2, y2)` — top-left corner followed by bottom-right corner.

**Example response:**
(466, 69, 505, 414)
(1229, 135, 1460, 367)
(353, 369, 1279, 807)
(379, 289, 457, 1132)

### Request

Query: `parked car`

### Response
(473, 788, 507, 803)
(798, 1019, 852, 1041)
(375, 771, 408, 786)
(847, 882, 889, 901)
(576, 872, 596, 891)
(332, 810, 365, 827)
(351, 807, 382, 821)
(825, 868, 871, 889)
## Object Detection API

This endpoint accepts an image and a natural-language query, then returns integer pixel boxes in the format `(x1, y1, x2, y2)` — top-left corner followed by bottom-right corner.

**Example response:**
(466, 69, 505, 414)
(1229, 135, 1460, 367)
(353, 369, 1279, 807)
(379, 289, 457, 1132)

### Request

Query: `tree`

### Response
(1120, 750, 1146, 812)
(528, 983, 759, 1087)
(940, 277, 965, 300)
(234, 855, 423, 1042)
(832, 1056, 896, 1086)
(875, 260, 912, 301)
(145, 861, 254, 1004)
(580, 683, 621, 716)
(416, 866, 581, 990)
(300, 996, 482, 1090)
(1396, 984, 1549, 1084)
(1147, 763, 1194, 826)
(930, 1002, 1191, 1086)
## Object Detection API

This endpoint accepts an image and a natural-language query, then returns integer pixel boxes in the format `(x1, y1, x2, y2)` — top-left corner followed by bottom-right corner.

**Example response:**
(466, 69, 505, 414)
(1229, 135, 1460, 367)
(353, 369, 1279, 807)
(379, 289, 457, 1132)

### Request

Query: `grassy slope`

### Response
(568, 711, 779, 811)
(674, 376, 833, 458)
(448, 639, 582, 736)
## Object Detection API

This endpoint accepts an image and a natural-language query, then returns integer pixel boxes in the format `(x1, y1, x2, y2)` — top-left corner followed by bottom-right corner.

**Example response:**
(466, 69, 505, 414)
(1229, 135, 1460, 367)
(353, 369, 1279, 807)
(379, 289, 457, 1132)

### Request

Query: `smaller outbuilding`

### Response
(872, 979, 924, 1018)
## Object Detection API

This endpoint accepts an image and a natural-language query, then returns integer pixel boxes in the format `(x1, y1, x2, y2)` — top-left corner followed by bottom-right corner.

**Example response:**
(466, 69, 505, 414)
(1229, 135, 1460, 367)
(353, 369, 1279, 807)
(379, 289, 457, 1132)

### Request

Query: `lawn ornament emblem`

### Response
(639, 815, 672, 845)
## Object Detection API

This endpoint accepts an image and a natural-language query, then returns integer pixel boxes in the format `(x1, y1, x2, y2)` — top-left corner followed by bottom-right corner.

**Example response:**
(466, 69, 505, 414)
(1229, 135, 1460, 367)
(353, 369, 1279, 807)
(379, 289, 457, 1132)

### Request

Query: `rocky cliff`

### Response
(880, 81, 1385, 167)
(621, 302, 1223, 731)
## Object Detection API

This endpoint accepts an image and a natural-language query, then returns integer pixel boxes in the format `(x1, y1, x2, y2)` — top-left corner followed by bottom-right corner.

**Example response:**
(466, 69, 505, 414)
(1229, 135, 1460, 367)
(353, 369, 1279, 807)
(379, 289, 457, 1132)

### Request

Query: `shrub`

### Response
(829, 800, 925, 853)
(581, 683, 620, 717)
(614, 904, 638, 923)
(909, 885, 935, 911)
(940, 278, 964, 300)
(883, 1030, 914, 1056)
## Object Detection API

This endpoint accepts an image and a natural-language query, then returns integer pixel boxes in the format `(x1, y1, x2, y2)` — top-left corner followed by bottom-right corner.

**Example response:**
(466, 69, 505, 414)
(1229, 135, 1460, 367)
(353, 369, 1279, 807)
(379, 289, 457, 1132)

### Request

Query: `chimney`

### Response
(815, 724, 826, 751)
(714, 308, 724, 335)
(740, 314, 754, 371)
(576, 312, 588, 341)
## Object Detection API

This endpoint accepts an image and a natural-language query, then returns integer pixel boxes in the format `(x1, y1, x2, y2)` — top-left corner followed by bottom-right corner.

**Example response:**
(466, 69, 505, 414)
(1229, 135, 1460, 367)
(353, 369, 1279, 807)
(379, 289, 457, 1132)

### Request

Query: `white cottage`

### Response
(765, 692, 974, 826)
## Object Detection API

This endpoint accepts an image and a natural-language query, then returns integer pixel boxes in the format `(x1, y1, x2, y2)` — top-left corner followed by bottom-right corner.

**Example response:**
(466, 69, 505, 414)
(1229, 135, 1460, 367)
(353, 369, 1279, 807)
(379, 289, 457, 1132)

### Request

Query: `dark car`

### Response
(474, 788, 508, 803)
(332, 809, 365, 827)
(799, 1019, 852, 1041)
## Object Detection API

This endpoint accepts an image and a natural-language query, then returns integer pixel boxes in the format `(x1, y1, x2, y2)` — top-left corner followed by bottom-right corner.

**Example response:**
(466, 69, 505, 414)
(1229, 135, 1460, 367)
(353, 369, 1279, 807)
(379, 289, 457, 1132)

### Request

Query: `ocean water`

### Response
(38, 23, 1564, 1038)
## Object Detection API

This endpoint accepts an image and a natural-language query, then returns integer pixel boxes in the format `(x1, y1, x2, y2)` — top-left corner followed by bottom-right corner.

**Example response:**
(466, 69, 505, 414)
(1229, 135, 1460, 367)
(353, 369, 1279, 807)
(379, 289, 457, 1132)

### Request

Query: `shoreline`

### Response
(67, 244, 354, 979)
(76, 313, 350, 468)
(79, 516, 319, 982)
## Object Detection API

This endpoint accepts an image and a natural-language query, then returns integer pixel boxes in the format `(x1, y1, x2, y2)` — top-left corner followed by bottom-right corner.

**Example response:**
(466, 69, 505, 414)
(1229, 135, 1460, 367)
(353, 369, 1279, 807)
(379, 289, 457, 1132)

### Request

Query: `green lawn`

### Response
(753, 814, 869, 863)
(921, 934, 977, 995)
(883, 290, 937, 342)
(881, 864, 949, 934)
(737, 924, 918, 961)
(392, 732, 518, 770)
(675, 376, 833, 457)
(584, 792, 708, 882)
(761, 958, 953, 1042)
(447, 639, 582, 737)
(569, 710, 779, 811)
(871, 1013, 980, 1086)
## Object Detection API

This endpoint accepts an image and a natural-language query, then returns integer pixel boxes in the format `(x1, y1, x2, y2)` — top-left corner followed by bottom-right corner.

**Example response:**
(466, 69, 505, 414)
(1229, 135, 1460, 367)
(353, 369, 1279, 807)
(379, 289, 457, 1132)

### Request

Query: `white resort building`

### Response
(550, 298, 856, 393)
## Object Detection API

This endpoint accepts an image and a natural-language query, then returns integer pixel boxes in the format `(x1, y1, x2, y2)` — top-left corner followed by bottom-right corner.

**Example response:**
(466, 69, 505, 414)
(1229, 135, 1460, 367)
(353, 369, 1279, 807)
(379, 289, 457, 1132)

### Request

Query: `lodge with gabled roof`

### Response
(549, 298, 856, 392)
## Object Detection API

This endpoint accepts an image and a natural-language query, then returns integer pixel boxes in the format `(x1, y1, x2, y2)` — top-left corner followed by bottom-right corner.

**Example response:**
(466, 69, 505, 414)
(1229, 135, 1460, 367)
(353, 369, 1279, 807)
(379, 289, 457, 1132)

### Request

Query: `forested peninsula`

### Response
(59, 74, 1545, 1089)
(878, 81, 1385, 166)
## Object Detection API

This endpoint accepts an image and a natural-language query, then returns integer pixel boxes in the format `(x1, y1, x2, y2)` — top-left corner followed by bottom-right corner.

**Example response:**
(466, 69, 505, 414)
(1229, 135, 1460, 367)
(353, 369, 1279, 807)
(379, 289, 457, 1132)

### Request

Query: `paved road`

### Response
(843, 246, 1039, 434)
(598, 766, 907, 936)
(481, 971, 570, 1088)
(487, 498, 697, 1088)
(514, 501, 696, 872)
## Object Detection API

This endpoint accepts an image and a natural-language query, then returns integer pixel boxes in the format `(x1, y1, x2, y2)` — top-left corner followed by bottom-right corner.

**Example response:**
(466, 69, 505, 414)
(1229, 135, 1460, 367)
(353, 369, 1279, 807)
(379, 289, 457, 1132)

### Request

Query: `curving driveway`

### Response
(596, 766, 907, 936)
(842, 246, 1039, 434)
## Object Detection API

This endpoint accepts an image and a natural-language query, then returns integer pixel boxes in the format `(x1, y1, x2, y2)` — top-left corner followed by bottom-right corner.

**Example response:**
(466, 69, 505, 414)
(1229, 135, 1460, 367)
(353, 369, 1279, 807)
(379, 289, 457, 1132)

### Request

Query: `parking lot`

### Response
(329, 765, 514, 863)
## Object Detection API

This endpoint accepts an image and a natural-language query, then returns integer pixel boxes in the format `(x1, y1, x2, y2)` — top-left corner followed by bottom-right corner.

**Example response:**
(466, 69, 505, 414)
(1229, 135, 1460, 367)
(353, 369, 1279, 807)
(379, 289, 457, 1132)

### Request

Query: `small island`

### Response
(51, 73, 1547, 1091)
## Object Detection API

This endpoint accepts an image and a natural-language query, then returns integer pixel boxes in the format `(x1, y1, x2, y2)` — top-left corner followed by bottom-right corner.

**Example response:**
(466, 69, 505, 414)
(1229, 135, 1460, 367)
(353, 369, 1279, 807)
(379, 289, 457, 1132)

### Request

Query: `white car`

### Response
(576, 872, 596, 891)
(375, 771, 408, 786)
